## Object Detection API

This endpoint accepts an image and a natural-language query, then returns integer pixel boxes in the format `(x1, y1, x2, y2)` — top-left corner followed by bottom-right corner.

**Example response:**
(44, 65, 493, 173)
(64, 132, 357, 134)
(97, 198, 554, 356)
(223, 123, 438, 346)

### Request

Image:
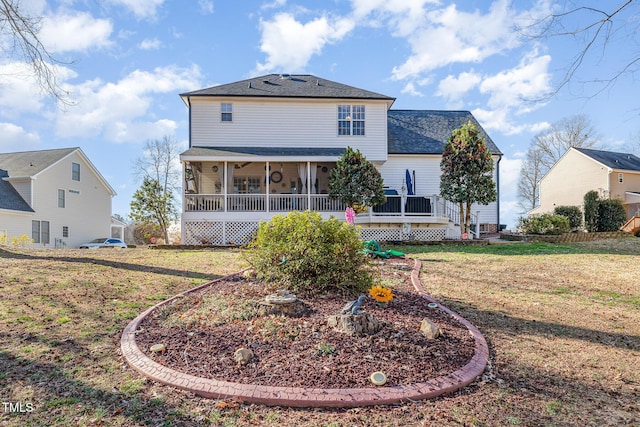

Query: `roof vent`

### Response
(280, 73, 291, 80)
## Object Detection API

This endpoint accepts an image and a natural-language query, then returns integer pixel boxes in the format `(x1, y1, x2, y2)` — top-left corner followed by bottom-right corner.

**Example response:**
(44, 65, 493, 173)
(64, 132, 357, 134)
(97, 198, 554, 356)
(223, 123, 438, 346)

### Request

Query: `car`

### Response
(78, 238, 127, 249)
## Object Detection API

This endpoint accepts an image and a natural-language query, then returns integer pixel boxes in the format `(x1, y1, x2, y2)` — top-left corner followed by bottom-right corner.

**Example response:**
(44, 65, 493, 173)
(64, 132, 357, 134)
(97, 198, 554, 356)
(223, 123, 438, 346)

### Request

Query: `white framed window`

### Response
(72, 162, 80, 181)
(338, 105, 365, 136)
(62, 226, 69, 238)
(233, 177, 261, 194)
(32, 220, 50, 244)
(618, 173, 624, 183)
(221, 103, 233, 122)
(58, 189, 65, 208)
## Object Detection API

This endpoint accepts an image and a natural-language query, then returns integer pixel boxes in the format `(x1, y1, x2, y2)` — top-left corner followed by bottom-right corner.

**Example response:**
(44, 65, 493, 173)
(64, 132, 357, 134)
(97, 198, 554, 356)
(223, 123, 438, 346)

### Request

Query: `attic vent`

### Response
(280, 73, 291, 79)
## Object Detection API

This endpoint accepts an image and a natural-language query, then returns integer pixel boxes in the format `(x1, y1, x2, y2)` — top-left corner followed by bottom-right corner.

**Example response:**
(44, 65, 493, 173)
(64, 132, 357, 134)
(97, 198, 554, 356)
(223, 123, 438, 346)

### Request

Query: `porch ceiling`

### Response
(181, 146, 345, 162)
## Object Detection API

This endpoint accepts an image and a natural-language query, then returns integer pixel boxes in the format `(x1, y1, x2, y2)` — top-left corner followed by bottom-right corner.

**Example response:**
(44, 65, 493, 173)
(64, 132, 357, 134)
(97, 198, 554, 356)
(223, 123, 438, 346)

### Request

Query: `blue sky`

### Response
(1, 0, 638, 229)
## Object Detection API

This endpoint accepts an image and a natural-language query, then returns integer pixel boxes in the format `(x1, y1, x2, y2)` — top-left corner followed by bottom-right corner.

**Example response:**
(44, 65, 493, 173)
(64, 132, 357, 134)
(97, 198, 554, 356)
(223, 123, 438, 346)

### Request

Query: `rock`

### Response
(257, 299, 308, 317)
(327, 312, 381, 337)
(150, 343, 166, 353)
(419, 318, 441, 339)
(233, 348, 254, 365)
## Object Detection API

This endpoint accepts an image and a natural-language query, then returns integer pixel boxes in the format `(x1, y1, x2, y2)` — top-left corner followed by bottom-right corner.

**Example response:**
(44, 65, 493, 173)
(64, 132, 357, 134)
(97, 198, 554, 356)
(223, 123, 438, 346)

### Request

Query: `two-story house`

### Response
(530, 147, 640, 221)
(179, 74, 502, 245)
(0, 147, 117, 248)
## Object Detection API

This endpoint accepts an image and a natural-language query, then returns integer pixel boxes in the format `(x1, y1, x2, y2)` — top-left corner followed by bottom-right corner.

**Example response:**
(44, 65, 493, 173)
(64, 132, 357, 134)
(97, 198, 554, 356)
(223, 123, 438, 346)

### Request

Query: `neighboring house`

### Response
(179, 74, 502, 245)
(530, 147, 640, 219)
(0, 147, 117, 248)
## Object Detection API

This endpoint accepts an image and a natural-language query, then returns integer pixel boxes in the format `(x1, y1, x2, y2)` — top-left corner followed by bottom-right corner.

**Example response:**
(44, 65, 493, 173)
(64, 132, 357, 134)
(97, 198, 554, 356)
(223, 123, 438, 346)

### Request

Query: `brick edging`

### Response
(120, 259, 489, 407)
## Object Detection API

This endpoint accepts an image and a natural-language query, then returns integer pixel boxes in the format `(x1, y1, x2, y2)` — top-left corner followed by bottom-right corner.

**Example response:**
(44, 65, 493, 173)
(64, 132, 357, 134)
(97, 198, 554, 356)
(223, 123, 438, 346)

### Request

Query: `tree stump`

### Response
(257, 290, 308, 317)
(327, 312, 381, 337)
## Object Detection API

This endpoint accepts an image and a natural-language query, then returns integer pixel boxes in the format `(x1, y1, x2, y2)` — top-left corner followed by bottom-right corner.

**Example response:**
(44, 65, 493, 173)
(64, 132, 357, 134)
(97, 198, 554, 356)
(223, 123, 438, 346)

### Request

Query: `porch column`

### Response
(307, 161, 311, 210)
(265, 161, 270, 213)
(223, 161, 228, 213)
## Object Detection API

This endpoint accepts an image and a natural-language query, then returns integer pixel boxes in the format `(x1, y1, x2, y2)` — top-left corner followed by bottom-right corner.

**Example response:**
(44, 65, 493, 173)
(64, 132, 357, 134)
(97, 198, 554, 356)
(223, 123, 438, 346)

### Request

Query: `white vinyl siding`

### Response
(378, 154, 500, 225)
(532, 149, 609, 215)
(190, 99, 388, 162)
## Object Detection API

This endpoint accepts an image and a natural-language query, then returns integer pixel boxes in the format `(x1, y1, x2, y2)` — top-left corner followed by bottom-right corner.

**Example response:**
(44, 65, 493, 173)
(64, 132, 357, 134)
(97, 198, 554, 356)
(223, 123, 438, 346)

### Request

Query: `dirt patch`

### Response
(135, 258, 476, 389)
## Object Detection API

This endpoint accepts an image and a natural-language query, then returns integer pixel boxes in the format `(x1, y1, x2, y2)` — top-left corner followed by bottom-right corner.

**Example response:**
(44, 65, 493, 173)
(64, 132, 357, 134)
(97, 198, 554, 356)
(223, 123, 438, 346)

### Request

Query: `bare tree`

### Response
(517, 148, 544, 213)
(133, 135, 183, 195)
(0, 0, 71, 103)
(521, 1, 638, 98)
(517, 114, 601, 211)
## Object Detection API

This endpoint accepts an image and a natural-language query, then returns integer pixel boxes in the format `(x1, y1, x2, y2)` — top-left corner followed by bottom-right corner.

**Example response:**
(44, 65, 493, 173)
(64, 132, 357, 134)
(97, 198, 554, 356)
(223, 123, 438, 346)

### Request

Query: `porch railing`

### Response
(184, 193, 472, 225)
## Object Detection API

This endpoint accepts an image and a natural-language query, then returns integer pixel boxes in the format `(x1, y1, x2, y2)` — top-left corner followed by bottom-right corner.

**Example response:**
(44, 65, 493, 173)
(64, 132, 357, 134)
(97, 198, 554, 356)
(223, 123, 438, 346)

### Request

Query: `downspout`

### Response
(496, 154, 502, 232)
(187, 96, 192, 148)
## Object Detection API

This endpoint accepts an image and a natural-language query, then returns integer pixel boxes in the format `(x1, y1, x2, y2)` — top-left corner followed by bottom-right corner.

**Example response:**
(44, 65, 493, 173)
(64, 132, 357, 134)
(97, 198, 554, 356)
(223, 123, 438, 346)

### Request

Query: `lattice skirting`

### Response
(183, 221, 449, 245)
(183, 221, 259, 245)
(358, 227, 447, 242)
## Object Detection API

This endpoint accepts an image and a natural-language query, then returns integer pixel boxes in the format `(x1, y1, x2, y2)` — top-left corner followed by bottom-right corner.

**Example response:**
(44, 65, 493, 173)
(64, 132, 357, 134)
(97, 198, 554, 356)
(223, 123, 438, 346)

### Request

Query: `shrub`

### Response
(517, 214, 570, 235)
(243, 211, 373, 296)
(596, 199, 627, 232)
(583, 190, 600, 232)
(553, 205, 583, 230)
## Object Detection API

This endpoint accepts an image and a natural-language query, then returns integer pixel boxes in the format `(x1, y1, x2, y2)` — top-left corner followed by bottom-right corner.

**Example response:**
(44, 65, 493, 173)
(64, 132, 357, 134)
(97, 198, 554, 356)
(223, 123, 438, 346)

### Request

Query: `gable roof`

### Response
(573, 147, 640, 172)
(0, 147, 78, 178)
(181, 74, 395, 105)
(0, 147, 116, 214)
(387, 110, 501, 155)
(0, 169, 34, 213)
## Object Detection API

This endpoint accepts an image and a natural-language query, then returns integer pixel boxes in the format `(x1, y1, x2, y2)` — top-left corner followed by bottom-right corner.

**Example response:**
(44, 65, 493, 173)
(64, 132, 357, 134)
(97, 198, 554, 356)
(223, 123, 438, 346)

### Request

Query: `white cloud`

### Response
(55, 65, 202, 143)
(0, 123, 40, 151)
(0, 62, 46, 114)
(108, 0, 165, 20)
(261, 0, 287, 10)
(199, 0, 214, 14)
(351, 0, 436, 36)
(255, 13, 355, 73)
(400, 82, 423, 97)
(479, 51, 552, 113)
(390, 0, 528, 80)
(40, 11, 112, 53)
(437, 71, 481, 104)
(139, 38, 163, 50)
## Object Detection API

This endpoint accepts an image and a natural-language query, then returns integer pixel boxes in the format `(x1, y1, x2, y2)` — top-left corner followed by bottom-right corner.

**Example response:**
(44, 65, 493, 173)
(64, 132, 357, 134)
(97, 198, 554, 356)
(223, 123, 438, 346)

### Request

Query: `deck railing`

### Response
(184, 193, 469, 224)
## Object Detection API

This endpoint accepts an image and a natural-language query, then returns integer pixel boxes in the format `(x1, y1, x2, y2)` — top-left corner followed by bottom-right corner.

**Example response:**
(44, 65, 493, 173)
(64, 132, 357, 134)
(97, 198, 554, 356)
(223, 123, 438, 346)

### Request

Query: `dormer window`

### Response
(338, 105, 365, 136)
(221, 103, 233, 122)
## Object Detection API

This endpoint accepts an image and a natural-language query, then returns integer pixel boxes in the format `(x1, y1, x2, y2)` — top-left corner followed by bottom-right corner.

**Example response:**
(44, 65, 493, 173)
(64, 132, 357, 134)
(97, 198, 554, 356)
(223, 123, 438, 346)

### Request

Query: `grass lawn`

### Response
(0, 239, 638, 426)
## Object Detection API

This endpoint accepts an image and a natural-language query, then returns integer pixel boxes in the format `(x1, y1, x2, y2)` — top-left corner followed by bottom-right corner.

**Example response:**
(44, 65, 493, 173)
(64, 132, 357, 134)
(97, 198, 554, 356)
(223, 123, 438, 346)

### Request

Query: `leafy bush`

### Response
(596, 199, 627, 232)
(583, 190, 600, 232)
(517, 214, 570, 235)
(243, 211, 373, 296)
(553, 205, 583, 230)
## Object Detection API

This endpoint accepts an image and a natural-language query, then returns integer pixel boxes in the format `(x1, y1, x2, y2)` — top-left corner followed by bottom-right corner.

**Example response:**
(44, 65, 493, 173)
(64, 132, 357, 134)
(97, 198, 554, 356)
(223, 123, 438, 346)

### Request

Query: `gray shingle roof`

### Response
(388, 110, 501, 155)
(0, 147, 79, 213)
(181, 74, 395, 101)
(181, 146, 345, 158)
(0, 147, 78, 178)
(574, 147, 640, 171)
(0, 169, 34, 212)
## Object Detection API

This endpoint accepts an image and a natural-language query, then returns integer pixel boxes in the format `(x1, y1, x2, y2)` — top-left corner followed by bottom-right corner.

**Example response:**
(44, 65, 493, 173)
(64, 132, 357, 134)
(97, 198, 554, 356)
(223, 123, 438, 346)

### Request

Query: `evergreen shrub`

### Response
(518, 214, 570, 235)
(553, 205, 583, 230)
(243, 211, 373, 296)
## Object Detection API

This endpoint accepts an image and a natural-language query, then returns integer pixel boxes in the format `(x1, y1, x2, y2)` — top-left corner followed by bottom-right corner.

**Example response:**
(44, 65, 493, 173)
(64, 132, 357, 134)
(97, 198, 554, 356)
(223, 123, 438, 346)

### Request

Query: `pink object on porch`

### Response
(345, 207, 355, 225)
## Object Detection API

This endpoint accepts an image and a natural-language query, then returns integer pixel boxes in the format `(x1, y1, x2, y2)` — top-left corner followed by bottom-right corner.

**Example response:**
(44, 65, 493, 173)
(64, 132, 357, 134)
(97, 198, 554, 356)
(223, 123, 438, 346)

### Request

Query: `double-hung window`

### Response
(72, 162, 80, 181)
(221, 103, 233, 122)
(338, 105, 365, 136)
(58, 189, 65, 208)
(32, 220, 50, 244)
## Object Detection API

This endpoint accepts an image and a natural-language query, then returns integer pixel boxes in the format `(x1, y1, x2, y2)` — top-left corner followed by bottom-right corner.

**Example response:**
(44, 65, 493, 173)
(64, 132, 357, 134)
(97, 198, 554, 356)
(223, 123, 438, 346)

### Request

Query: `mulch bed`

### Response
(136, 257, 475, 389)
